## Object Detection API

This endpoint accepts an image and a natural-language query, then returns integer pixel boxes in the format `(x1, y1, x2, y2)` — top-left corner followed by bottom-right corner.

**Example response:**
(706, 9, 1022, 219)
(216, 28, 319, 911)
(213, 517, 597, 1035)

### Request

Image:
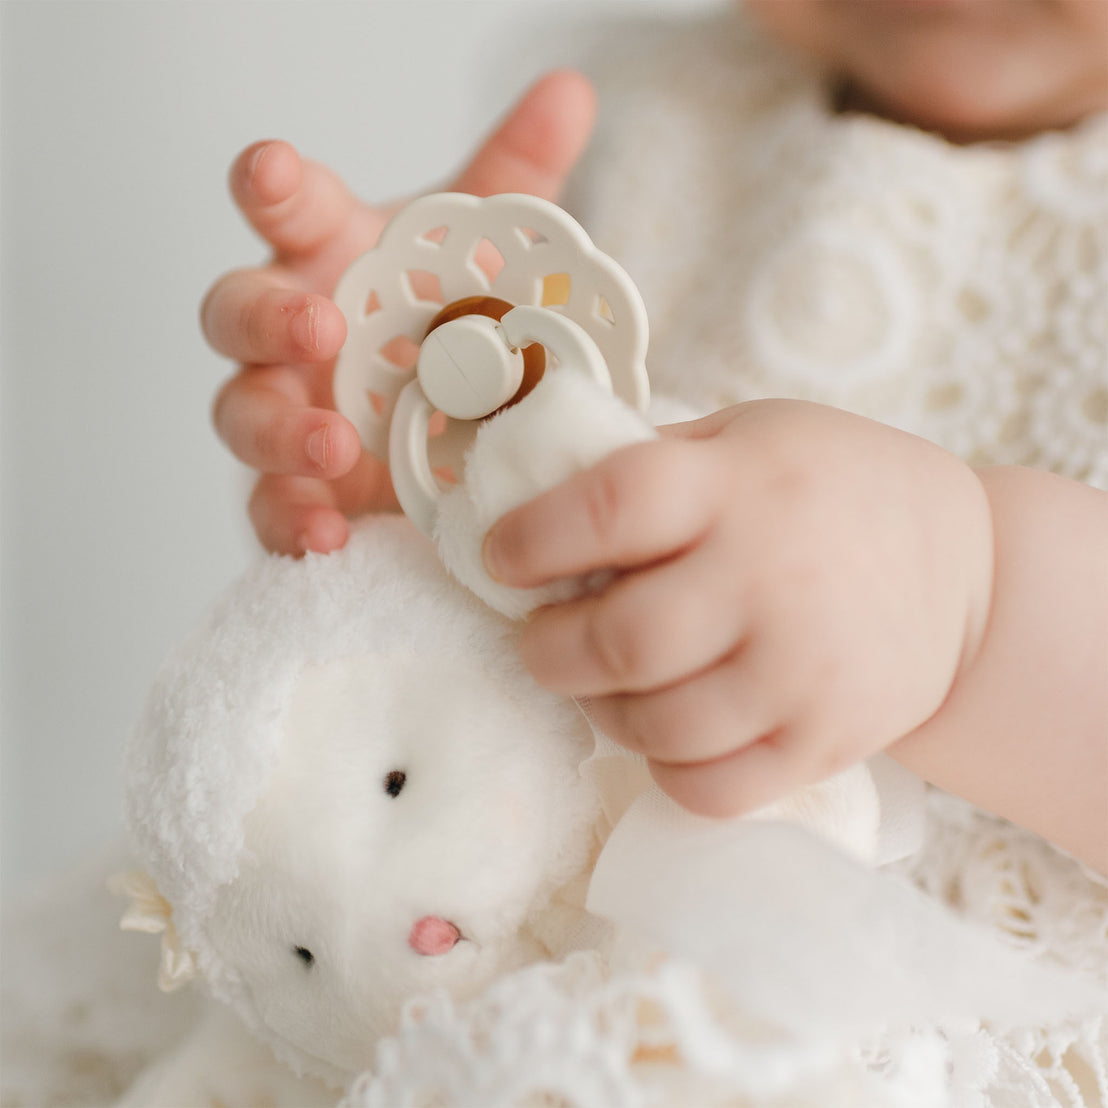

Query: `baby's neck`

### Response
(830, 78, 1099, 146)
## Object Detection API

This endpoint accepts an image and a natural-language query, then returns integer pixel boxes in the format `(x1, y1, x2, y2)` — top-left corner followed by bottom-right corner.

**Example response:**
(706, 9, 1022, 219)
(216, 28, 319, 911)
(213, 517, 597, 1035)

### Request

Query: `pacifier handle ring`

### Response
(391, 308, 611, 537)
(497, 307, 612, 395)
(389, 381, 439, 539)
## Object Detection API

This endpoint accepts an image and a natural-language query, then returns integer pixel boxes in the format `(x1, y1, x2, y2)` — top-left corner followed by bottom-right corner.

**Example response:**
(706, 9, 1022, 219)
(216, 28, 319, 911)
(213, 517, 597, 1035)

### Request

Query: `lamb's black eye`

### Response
(293, 945, 314, 968)
(384, 770, 407, 798)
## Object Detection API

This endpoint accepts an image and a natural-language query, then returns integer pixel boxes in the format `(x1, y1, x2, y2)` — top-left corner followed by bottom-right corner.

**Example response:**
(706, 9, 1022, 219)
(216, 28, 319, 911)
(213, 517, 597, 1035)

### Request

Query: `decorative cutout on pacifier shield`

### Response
(332, 193, 650, 536)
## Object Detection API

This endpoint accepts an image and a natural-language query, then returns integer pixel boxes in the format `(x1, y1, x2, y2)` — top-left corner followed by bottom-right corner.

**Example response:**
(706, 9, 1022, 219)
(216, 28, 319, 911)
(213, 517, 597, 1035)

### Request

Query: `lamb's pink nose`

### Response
(408, 916, 461, 956)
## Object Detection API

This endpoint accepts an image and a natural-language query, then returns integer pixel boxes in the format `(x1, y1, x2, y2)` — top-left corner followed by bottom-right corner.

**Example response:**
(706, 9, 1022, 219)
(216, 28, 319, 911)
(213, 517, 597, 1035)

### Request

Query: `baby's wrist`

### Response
(889, 449, 996, 735)
(952, 466, 998, 683)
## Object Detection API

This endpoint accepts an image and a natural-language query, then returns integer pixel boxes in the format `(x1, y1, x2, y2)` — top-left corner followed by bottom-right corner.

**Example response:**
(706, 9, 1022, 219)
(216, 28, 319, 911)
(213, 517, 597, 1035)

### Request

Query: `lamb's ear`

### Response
(108, 870, 197, 992)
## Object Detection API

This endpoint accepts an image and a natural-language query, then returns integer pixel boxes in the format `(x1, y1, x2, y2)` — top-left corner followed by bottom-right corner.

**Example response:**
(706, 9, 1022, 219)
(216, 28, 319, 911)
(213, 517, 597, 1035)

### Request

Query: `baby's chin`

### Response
(744, 0, 1108, 143)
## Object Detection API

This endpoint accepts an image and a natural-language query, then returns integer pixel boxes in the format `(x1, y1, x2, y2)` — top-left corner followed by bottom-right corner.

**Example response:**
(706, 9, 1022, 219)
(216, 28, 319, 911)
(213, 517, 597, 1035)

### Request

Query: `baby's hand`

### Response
(482, 400, 994, 816)
(202, 71, 596, 555)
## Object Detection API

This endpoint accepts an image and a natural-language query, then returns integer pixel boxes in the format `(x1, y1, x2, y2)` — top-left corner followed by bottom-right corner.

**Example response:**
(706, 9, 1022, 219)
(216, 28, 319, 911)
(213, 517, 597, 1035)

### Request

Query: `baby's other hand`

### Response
(482, 400, 994, 816)
(202, 70, 596, 555)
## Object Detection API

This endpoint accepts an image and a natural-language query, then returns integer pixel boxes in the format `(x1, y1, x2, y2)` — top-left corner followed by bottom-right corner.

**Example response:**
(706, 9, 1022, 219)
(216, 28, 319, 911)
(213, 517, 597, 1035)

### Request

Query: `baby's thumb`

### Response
(450, 70, 596, 202)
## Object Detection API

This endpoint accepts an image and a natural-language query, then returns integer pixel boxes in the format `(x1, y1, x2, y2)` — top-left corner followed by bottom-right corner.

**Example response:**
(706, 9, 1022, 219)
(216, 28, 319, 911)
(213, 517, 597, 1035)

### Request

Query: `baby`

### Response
(200, 0, 1108, 874)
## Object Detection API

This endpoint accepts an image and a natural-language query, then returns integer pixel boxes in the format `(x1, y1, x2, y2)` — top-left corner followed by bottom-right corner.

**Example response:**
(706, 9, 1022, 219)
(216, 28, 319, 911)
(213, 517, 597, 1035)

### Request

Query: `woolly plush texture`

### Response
(124, 512, 536, 921)
(124, 515, 600, 1084)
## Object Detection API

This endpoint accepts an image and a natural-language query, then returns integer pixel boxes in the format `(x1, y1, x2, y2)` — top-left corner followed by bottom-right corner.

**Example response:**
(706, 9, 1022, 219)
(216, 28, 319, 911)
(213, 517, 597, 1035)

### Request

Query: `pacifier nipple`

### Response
(417, 315, 521, 421)
(422, 295, 547, 418)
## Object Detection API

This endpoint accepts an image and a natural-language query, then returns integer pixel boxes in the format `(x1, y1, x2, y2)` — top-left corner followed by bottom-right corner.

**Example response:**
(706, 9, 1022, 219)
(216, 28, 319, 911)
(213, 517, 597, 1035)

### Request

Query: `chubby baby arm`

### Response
(892, 466, 1108, 874)
(482, 400, 1107, 872)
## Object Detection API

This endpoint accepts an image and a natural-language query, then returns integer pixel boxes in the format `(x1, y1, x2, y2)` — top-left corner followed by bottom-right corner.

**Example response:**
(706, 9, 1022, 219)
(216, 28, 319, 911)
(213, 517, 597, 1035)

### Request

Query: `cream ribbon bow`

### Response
(109, 870, 197, 992)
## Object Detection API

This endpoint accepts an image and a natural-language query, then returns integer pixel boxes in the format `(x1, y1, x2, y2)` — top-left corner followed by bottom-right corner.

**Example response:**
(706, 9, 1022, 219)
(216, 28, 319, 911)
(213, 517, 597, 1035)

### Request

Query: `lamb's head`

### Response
(124, 517, 599, 1084)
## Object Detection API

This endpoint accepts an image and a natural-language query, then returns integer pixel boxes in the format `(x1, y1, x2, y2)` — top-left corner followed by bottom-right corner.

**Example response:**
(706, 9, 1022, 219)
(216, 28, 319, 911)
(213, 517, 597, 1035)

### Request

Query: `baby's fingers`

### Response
(586, 649, 782, 766)
(230, 140, 382, 261)
(212, 365, 362, 477)
(451, 69, 596, 201)
(484, 438, 719, 587)
(201, 270, 347, 365)
(650, 736, 807, 820)
(650, 711, 859, 820)
(520, 544, 744, 696)
(248, 456, 395, 556)
(249, 474, 351, 556)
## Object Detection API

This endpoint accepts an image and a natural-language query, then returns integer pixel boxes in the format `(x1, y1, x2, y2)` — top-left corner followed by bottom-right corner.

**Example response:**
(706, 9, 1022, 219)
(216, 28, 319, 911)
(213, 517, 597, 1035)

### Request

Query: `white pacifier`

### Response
(332, 193, 650, 536)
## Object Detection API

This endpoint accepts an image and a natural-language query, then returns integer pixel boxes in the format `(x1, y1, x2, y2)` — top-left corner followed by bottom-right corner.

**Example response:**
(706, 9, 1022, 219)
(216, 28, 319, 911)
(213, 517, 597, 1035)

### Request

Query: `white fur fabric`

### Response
(124, 516, 599, 1083)
(126, 520, 466, 941)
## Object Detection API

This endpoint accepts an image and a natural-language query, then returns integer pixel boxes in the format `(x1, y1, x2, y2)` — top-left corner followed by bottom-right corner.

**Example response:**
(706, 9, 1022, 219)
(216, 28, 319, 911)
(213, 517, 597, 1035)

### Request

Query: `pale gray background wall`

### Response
(1, 0, 723, 901)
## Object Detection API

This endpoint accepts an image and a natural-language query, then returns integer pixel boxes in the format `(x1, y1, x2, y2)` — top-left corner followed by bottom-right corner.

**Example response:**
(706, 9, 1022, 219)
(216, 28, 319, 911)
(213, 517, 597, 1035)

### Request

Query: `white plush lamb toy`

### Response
(115, 195, 908, 1104)
(119, 510, 605, 1095)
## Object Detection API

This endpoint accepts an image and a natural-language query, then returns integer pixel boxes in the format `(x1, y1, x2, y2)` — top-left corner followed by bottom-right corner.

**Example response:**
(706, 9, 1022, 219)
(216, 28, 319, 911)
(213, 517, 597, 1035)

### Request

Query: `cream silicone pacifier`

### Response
(332, 193, 650, 536)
